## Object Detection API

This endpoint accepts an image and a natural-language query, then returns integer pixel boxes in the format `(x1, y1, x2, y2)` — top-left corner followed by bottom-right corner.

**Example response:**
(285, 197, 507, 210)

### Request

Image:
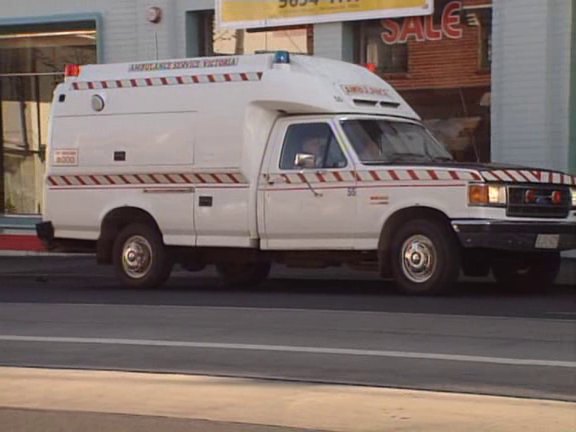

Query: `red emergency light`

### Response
(364, 63, 377, 73)
(65, 64, 81, 77)
(551, 190, 563, 205)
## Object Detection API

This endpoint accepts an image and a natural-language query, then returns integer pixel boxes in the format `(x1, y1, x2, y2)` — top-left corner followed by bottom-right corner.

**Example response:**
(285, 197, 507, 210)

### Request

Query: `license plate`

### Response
(535, 234, 560, 249)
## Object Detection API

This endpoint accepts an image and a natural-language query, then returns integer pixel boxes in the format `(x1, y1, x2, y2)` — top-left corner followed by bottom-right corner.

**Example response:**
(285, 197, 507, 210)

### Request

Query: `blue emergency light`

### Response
(273, 51, 290, 64)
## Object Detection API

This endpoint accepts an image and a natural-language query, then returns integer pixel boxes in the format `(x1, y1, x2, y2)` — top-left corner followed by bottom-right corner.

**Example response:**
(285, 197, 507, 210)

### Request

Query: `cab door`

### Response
(260, 118, 357, 250)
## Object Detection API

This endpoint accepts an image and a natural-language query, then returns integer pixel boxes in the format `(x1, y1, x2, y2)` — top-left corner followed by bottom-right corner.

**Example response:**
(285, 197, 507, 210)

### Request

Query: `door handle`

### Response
(264, 175, 288, 185)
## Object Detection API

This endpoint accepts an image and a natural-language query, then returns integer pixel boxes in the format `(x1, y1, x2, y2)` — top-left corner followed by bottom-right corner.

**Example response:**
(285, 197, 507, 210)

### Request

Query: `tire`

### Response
(112, 223, 173, 289)
(388, 219, 460, 295)
(492, 252, 560, 293)
(216, 261, 271, 288)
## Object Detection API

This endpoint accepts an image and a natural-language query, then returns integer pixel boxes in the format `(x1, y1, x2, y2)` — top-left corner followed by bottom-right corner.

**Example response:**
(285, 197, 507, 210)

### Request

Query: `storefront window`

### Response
(356, 0, 492, 163)
(0, 21, 97, 214)
(359, 21, 408, 73)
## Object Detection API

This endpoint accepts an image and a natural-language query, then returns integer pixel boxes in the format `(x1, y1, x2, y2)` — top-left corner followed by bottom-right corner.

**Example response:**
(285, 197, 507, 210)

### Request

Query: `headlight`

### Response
(571, 187, 576, 209)
(468, 184, 507, 206)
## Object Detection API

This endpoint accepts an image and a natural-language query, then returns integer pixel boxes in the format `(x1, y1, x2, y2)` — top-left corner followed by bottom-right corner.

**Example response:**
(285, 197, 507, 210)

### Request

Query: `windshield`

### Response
(341, 119, 453, 164)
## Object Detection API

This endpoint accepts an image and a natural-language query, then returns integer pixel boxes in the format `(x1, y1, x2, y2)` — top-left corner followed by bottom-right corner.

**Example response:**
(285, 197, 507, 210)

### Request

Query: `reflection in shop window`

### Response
(356, 1, 492, 163)
(478, 8, 492, 70)
(198, 11, 313, 56)
(0, 21, 97, 214)
(359, 20, 408, 74)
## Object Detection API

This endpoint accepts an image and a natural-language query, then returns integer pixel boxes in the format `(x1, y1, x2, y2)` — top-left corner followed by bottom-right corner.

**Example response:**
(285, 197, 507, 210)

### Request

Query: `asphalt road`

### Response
(0, 256, 575, 401)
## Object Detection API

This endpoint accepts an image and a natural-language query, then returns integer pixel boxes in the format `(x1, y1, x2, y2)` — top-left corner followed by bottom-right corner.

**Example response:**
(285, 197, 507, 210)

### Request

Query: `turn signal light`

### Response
(468, 185, 489, 205)
(468, 184, 507, 206)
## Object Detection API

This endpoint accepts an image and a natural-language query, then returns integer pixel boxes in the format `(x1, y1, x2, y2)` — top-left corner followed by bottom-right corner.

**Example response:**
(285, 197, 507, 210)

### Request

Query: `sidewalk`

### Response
(1, 367, 574, 432)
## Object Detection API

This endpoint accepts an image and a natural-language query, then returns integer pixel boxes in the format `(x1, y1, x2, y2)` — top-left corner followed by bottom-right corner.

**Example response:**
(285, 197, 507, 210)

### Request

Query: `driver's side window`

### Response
(279, 123, 347, 170)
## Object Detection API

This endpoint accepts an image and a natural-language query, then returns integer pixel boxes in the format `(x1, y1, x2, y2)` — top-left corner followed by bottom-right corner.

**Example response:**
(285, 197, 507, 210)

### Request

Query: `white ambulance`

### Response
(37, 52, 576, 295)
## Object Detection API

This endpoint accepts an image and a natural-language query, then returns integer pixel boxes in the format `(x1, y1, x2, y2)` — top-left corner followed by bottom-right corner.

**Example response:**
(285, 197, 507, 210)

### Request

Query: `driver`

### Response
(301, 136, 326, 168)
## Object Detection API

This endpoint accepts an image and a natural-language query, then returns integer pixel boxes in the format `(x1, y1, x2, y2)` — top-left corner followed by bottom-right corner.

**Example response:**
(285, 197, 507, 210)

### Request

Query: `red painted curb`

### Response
(0, 234, 46, 251)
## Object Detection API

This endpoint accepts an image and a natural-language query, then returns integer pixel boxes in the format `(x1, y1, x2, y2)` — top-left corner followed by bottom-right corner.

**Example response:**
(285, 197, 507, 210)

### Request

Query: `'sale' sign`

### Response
(381, 1, 463, 44)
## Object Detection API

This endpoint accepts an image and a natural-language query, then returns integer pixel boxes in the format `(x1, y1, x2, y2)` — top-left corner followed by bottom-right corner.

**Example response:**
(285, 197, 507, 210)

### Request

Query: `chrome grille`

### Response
(507, 185, 571, 218)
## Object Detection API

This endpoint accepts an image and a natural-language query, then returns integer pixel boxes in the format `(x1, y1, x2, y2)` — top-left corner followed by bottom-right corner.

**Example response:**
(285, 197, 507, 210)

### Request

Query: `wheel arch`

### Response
(377, 206, 454, 277)
(97, 207, 161, 264)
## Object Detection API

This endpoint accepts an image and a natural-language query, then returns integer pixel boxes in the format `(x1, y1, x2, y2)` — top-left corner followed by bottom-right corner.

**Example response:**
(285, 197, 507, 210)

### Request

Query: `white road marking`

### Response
(1, 335, 574, 368)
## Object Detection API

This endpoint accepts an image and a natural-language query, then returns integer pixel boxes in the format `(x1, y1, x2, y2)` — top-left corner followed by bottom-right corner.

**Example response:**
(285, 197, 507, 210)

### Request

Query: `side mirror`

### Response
(294, 153, 316, 169)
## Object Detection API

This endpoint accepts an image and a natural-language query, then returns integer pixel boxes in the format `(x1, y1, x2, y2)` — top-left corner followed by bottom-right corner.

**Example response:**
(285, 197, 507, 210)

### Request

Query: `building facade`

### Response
(492, 0, 574, 172)
(0, 0, 574, 220)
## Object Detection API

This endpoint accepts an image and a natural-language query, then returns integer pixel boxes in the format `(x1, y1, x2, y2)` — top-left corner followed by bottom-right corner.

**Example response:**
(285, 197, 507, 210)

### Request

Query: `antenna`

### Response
(154, 32, 159, 60)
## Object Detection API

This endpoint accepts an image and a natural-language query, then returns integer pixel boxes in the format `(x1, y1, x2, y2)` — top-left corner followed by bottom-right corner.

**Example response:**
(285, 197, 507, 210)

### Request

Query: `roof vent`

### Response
(353, 99, 400, 109)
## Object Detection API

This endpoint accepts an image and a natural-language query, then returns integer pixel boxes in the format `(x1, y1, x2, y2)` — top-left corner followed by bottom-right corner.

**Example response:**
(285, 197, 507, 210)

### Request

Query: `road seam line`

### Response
(1, 335, 574, 368)
(0, 302, 572, 323)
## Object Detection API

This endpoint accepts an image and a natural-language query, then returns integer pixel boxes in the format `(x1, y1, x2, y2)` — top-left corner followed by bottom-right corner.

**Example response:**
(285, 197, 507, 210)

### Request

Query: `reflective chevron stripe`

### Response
(71, 72, 263, 91)
(480, 170, 576, 186)
(48, 172, 247, 187)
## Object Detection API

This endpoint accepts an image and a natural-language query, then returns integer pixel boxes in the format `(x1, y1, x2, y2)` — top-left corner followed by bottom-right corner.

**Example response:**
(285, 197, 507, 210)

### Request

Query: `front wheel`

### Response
(112, 223, 173, 289)
(389, 219, 460, 295)
(492, 252, 560, 292)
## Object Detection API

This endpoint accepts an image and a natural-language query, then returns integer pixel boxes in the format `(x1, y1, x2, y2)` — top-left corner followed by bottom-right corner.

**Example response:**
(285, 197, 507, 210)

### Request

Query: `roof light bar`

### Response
(65, 64, 81, 78)
(273, 51, 290, 64)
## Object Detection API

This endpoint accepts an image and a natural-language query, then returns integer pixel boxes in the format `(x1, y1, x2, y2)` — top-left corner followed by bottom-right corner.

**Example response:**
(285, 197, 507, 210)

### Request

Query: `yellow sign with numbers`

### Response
(216, 0, 433, 29)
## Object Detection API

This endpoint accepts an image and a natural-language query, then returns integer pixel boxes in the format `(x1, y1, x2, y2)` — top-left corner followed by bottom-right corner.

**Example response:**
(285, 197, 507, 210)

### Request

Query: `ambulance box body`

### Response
(37, 53, 576, 295)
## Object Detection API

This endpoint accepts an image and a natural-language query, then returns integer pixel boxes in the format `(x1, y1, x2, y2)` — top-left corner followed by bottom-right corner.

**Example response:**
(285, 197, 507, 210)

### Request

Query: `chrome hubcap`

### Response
(401, 235, 437, 283)
(122, 235, 153, 279)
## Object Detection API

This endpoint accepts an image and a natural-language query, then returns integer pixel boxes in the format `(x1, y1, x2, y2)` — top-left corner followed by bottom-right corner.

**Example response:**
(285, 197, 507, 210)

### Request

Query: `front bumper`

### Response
(451, 220, 576, 251)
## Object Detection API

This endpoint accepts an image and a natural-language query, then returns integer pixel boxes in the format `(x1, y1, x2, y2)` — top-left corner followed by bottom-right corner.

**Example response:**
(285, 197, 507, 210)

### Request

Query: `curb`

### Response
(1, 367, 574, 432)
(0, 233, 45, 252)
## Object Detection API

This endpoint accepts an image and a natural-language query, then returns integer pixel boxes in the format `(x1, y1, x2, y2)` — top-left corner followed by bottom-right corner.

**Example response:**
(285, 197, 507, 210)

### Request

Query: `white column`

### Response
(491, 0, 572, 171)
(313, 22, 355, 62)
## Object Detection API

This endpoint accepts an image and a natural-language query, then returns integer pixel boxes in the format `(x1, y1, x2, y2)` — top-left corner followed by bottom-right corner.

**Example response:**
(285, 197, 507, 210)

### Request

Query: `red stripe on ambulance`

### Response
(210, 174, 223, 183)
(407, 170, 419, 181)
(226, 173, 240, 184)
(369, 171, 381, 181)
(448, 171, 460, 180)
(165, 174, 177, 184)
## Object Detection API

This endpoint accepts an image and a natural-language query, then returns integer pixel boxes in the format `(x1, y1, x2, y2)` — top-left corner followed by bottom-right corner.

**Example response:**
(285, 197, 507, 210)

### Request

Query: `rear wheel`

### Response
(388, 219, 460, 295)
(216, 261, 271, 288)
(113, 223, 173, 289)
(492, 252, 560, 292)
